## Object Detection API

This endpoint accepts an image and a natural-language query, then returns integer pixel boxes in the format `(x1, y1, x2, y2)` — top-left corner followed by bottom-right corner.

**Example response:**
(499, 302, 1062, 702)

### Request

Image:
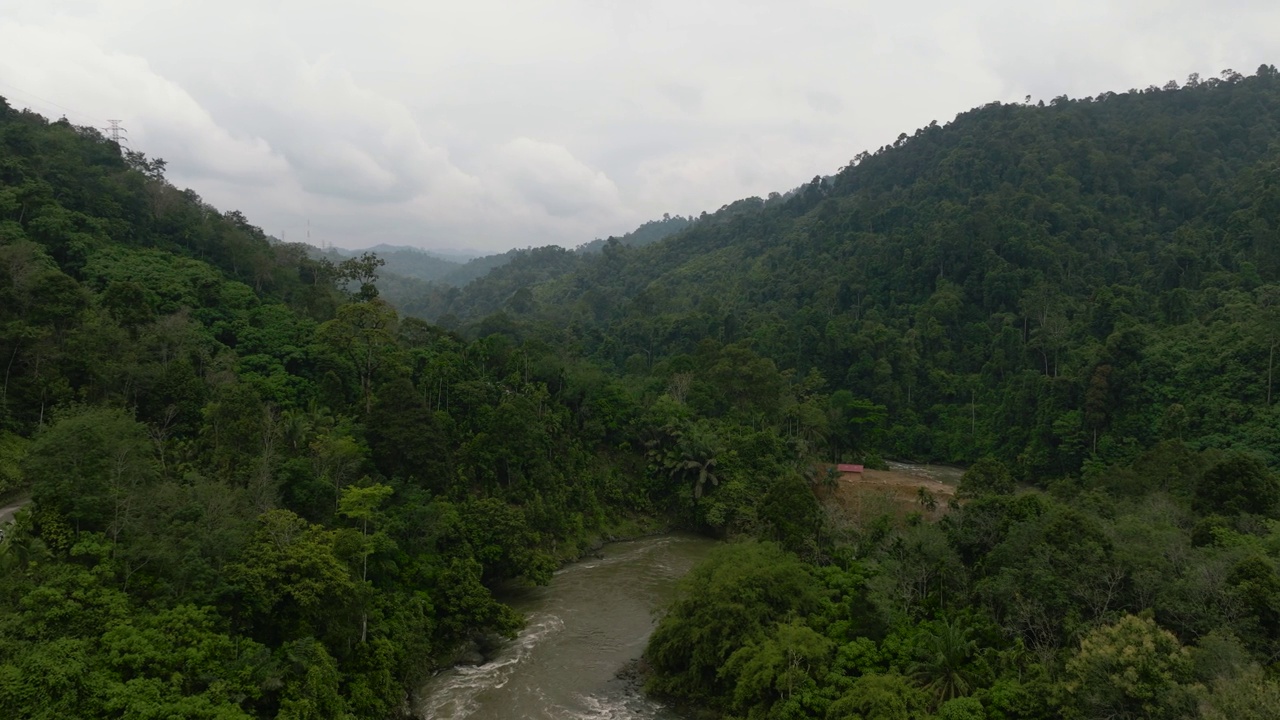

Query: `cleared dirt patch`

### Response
(815, 463, 963, 526)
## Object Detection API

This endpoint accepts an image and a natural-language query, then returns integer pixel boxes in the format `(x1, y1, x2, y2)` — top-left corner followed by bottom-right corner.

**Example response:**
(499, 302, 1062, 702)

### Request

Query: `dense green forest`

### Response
(391, 213, 694, 321)
(422, 67, 1280, 719)
(630, 68, 1280, 719)
(7, 64, 1280, 720)
(439, 65, 1280, 479)
(0, 96, 703, 718)
(319, 213, 691, 294)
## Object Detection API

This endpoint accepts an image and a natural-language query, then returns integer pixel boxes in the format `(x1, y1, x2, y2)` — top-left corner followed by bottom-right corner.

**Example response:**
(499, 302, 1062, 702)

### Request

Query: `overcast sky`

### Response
(1, 1, 1277, 254)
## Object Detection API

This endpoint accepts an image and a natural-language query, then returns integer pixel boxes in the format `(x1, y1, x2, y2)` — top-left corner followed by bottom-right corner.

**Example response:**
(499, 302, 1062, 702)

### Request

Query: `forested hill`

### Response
(0, 97, 687, 718)
(390, 213, 694, 320)
(7, 65, 1280, 720)
(438, 65, 1280, 479)
(318, 214, 691, 296)
(574, 213, 693, 254)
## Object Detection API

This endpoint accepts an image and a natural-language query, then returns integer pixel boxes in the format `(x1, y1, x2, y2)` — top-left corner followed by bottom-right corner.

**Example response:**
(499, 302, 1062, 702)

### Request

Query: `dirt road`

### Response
(0, 496, 30, 527)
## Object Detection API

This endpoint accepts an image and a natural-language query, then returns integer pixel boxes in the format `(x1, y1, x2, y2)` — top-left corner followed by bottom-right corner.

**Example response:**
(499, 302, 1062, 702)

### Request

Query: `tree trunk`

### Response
(1269, 341, 1275, 406)
(1, 342, 18, 410)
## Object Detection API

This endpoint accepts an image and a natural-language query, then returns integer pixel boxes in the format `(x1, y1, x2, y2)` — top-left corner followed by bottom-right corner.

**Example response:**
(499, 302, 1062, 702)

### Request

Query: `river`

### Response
(415, 533, 716, 720)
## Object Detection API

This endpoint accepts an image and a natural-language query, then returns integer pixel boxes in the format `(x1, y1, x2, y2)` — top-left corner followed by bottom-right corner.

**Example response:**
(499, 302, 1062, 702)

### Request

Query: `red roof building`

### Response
(836, 463, 864, 474)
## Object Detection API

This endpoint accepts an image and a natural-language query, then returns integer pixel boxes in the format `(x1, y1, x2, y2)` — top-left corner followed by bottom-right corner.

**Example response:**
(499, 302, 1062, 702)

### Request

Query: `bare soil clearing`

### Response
(816, 462, 964, 525)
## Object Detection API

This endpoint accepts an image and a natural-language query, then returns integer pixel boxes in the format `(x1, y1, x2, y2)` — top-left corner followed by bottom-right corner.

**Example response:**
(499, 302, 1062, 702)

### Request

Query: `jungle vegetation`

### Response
(4, 65, 1280, 719)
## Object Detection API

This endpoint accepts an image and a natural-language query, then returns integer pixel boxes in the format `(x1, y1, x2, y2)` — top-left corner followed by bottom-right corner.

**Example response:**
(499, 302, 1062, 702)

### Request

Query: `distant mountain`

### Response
(317, 245, 466, 284)
(293, 215, 694, 320)
(365, 244, 482, 263)
(320, 212, 701, 294)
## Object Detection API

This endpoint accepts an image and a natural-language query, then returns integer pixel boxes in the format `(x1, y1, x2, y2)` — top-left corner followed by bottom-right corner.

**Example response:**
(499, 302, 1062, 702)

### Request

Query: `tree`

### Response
(100, 280, 154, 336)
(316, 299, 400, 414)
(98, 604, 263, 719)
(1196, 453, 1279, 517)
(666, 419, 724, 503)
(646, 542, 825, 706)
(275, 637, 347, 720)
(23, 406, 158, 539)
(335, 252, 385, 302)
(828, 673, 929, 720)
(910, 618, 978, 705)
(1200, 666, 1280, 720)
(826, 390, 886, 461)
(957, 456, 1014, 499)
(723, 621, 833, 715)
(1062, 614, 1195, 720)
(225, 509, 357, 642)
(366, 378, 448, 489)
(1083, 364, 1112, 453)
(309, 424, 367, 510)
(759, 474, 823, 555)
(338, 482, 394, 643)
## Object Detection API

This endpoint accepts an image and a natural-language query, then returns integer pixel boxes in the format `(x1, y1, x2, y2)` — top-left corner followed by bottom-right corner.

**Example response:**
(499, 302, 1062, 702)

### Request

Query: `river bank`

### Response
(414, 533, 716, 719)
(439, 515, 681, 669)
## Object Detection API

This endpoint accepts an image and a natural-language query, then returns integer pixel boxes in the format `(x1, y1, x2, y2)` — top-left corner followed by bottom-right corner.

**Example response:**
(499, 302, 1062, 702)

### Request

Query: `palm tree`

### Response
(910, 618, 977, 705)
(279, 408, 312, 453)
(0, 522, 49, 573)
(673, 455, 719, 499)
(667, 420, 724, 502)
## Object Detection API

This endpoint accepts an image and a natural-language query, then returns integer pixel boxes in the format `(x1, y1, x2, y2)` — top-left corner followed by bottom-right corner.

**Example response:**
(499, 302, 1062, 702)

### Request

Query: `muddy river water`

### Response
(415, 533, 717, 720)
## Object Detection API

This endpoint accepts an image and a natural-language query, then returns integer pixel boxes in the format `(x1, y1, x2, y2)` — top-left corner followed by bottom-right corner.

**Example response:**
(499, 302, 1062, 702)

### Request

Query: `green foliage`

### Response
(935, 696, 983, 720)
(1062, 614, 1196, 720)
(957, 456, 1014, 498)
(13, 69, 1280, 720)
(909, 619, 978, 705)
(1196, 452, 1280, 517)
(646, 541, 826, 705)
(226, 509, 357, 642)
(723, 621, 833, 715)
(23, 406, 158, 535)
(759, 474, 824, 555)
(0, 430, 26, 495)
(0, 100, 694, 716)
(424, 66, 1280, 482)
(1200, 666, 1280, 720)
(827, 673, 928, 720)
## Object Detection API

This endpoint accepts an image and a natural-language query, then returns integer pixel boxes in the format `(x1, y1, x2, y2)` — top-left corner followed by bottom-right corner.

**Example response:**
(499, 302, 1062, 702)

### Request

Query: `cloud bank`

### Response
(1, 0, 1277, 252)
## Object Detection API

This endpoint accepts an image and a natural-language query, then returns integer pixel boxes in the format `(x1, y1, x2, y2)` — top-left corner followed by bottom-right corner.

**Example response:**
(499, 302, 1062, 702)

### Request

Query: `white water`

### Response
(415, 534, 714, 720)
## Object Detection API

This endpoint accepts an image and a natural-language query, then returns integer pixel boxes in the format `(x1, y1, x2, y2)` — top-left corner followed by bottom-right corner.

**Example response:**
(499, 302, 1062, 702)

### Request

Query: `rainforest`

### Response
(4, 66, 1280, 720)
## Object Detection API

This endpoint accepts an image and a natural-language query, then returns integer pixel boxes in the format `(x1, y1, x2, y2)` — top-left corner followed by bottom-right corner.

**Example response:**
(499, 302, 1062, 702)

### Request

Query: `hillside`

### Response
(0, 97, 681, 718)
(574, 213, 693, 254)
(7, 67, 1280, 720)
(430, 66, 1280, 480)
(389, 213, 692, 321)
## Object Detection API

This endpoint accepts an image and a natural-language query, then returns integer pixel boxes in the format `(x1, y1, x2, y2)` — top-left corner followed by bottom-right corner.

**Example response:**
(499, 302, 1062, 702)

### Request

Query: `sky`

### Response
(1, 1, 1277, 254)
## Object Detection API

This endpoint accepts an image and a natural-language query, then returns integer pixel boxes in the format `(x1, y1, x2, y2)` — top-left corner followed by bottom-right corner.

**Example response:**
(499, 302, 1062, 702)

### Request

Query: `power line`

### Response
(0, 80, 132, 154)
(0, 80, 88, 116)
(6, 95, 99, 127)
(0, 79, 101, 126)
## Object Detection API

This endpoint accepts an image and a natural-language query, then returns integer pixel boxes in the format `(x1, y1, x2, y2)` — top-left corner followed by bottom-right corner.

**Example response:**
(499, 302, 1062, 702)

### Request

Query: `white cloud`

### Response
(0, 18, 290, 186)
(1, 0, 1278, 252)
(486, 138, 623, 219)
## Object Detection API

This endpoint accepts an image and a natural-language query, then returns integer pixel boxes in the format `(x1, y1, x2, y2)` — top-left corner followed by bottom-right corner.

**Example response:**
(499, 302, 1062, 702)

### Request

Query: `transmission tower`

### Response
(105, 119, 128, 147)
